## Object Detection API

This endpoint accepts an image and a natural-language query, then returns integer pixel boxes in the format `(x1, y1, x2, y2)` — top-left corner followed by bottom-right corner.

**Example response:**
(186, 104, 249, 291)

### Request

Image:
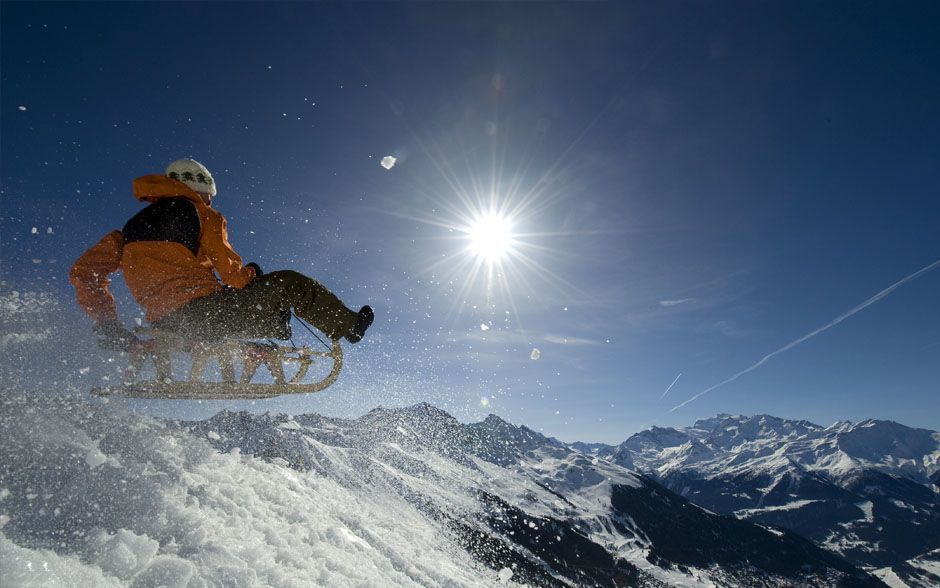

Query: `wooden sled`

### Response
(92, 328, 343, 400)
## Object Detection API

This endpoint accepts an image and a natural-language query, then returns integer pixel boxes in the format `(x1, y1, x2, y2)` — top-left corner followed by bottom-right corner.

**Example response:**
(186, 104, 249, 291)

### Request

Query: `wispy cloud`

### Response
(670, 258, 940, 413)
(659, 373, 682, 399)
(659, 298, 693, 307)
(543, 335, 601, 345)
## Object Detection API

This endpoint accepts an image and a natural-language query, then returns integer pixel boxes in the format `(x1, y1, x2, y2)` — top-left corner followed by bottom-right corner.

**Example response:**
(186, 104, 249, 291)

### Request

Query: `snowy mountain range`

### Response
(575, 413, 940, 586)
(6, 396, 932, 587)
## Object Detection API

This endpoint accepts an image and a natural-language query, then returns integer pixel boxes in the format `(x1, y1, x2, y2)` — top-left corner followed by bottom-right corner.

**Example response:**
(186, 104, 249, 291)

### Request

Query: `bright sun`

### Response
(468, 213, 514, 263)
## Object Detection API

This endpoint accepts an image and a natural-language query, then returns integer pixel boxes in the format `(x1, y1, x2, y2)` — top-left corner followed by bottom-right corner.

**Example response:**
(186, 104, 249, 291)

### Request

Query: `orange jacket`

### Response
(69, 174, 256, 324)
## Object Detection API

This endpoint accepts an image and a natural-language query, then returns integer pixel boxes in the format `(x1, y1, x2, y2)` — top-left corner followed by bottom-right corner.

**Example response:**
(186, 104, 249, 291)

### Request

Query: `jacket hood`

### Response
(133, 174, 206, 206)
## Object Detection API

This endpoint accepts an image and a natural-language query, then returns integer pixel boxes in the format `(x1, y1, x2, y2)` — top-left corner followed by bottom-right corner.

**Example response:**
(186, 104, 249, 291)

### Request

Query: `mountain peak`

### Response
(482, 413, 509, 426)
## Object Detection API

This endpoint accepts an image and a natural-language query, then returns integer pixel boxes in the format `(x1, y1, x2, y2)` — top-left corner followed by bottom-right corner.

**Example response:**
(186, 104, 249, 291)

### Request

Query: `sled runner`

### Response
(92, 327, 343, 400)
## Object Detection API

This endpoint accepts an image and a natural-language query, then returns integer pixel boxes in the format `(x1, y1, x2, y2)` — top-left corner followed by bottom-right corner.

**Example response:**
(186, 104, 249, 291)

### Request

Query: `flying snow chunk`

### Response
(480, 323, 490, 331)
(18, 106, 27, 111)
(380, 155, 397, 170)
(530, 348, 541, 361)
(85, 448, 107, 468)
(31, 227, 38, 234)
(498, 567, 514, 582)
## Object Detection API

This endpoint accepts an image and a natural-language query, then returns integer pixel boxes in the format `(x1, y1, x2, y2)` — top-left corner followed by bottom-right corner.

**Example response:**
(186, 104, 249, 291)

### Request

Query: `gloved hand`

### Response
(94, 319, 139, 351)
(246, 262, 263, 278)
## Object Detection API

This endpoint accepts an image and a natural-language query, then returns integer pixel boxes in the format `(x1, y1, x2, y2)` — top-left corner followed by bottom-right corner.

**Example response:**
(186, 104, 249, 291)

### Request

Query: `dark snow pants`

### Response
(154, 270, 358, 341)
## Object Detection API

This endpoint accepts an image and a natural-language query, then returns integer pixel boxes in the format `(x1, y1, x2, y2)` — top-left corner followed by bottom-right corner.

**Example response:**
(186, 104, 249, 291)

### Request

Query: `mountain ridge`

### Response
(178, 403, 885, 586)
(593, 411, 939, 583)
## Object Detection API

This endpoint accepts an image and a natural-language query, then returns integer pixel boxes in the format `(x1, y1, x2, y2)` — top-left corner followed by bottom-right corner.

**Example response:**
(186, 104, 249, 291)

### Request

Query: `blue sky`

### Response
(2, 2, 938, 442)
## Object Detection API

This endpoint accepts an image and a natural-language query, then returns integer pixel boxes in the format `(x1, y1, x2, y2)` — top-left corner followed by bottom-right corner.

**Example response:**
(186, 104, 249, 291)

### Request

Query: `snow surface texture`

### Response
(0, 396, 496, 587)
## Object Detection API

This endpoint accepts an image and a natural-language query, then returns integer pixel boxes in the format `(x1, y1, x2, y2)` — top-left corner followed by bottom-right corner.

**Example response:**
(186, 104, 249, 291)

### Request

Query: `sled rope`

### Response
(295, 314, 332, 351)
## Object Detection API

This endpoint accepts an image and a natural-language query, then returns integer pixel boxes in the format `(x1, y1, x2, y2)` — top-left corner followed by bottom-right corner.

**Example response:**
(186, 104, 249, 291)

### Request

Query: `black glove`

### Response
(94, 319, 139, 352)
(246, 262, 263, 278)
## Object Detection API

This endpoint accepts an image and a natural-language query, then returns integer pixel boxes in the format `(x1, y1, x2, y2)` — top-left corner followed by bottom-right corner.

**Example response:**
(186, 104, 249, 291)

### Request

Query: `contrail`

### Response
(670, 258, 940, 413)
(660, 373, 682, 399)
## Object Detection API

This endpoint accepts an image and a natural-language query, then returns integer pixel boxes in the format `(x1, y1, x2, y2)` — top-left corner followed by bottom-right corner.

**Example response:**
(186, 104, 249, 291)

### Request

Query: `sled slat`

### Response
(95, 336, 343, 400)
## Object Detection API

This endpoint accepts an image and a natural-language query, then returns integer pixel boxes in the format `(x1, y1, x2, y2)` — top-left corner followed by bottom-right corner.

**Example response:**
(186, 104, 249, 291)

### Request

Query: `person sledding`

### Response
(69, 158, 373, 351)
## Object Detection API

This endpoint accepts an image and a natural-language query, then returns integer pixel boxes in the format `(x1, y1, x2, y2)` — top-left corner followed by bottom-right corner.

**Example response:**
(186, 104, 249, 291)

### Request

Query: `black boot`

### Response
(345, 306, 374, 343)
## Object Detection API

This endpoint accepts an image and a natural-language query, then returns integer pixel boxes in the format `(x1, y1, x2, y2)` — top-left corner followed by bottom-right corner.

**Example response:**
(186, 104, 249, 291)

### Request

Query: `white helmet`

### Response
(165, 158, 217, 198)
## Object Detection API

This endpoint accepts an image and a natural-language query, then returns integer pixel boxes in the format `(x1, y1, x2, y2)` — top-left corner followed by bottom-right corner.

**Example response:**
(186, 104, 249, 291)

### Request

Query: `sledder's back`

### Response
(123, 197, 201, 256)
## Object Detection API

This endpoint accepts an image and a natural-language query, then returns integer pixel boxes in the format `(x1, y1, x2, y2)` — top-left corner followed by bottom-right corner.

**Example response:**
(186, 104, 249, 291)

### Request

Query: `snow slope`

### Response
(0, 396, 496, 587)
(873, 549, 940, 588)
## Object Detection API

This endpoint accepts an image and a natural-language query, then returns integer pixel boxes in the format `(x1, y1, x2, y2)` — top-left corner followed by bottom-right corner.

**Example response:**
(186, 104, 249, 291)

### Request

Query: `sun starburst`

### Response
(466, 212, 515, 264)
(385, 119, 593, 328)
